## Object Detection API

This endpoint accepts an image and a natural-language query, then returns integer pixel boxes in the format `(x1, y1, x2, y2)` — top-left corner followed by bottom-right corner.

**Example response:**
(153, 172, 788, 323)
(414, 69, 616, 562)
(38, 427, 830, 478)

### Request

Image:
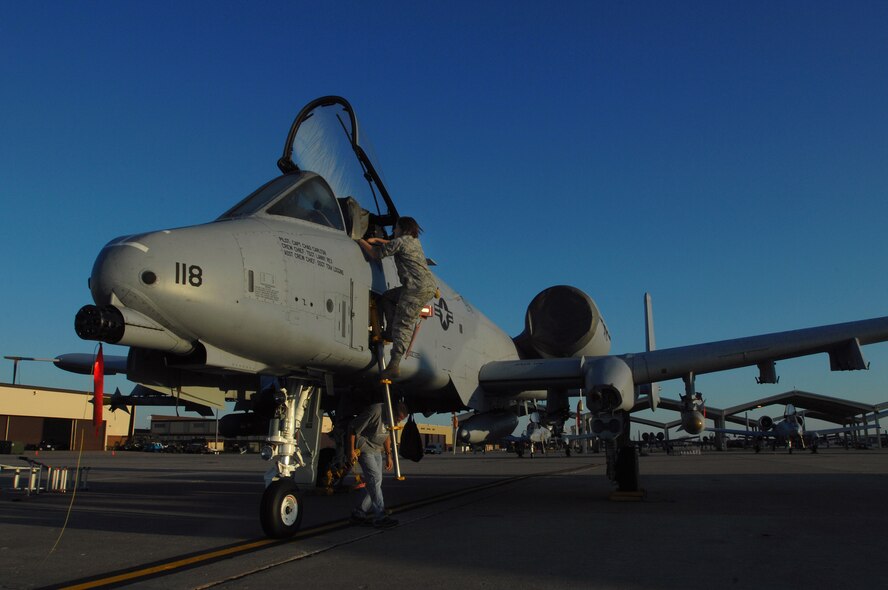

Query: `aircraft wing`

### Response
(479, 315, 888, 397)
(106, 386, 216, 417)
(501, 434, 527, 443)
(130, 384, 226, 412)
(54, 353, 226, 414)
(805, 424, 882, 436)
(707, 427, 770, 438)
(562, 432, 599, 442)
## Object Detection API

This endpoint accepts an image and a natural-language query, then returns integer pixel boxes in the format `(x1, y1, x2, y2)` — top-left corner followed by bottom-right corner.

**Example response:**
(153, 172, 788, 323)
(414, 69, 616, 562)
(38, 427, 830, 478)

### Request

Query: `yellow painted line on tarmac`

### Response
(58, 538, 278, 590)
(54, 520, 350, 590)
(53, 463, 596, 589)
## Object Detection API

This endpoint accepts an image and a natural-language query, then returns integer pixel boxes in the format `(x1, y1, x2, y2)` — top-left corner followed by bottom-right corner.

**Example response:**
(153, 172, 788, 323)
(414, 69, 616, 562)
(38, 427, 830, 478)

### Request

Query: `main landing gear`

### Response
(598, 411, 641, 495)
(613, 444, 640, 492)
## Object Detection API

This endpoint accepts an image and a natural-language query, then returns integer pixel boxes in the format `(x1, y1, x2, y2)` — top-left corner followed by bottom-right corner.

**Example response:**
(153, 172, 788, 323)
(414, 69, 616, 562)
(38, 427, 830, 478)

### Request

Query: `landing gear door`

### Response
(292, 389, 324, 486)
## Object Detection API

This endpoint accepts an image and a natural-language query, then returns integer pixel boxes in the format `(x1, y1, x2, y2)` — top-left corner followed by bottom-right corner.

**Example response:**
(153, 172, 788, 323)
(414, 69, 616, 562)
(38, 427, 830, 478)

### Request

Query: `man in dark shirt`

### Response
(348, 401, 408, 528)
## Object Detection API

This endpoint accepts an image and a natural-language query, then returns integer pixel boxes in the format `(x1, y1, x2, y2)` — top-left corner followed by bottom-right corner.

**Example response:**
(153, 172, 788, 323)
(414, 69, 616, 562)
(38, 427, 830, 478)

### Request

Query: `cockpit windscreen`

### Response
(284, 98, 396, 222)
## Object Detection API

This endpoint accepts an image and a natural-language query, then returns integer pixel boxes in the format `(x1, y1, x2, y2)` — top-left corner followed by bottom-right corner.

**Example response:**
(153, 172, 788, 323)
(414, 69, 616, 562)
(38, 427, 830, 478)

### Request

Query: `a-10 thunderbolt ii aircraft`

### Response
(58, 96, 888, 537)
(709, 403, 874, 453)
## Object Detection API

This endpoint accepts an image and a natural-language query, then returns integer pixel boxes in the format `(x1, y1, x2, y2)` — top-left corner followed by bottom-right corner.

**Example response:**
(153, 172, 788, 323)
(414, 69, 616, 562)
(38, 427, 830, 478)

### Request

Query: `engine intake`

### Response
(515, 286, 610, 358)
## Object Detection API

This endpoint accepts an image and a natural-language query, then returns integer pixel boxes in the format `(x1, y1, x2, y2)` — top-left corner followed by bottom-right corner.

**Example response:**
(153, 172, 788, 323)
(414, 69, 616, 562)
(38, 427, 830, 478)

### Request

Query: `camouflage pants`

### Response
(384, 286, 437, 360)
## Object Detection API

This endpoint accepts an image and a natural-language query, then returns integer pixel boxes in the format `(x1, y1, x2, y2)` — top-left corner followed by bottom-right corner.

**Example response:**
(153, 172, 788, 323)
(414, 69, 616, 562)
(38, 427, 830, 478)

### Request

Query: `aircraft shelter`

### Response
(626, 389, 887, 450)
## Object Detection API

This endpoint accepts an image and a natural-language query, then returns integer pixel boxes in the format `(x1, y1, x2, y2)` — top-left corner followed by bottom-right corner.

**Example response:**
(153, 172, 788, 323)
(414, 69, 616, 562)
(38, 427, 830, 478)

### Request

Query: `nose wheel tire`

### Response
(260, 479, 303, 538)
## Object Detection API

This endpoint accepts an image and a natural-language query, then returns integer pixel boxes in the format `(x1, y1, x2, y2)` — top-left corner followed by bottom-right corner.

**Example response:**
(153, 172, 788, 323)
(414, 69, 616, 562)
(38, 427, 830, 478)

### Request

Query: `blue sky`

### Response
(2, 1, 887, 430)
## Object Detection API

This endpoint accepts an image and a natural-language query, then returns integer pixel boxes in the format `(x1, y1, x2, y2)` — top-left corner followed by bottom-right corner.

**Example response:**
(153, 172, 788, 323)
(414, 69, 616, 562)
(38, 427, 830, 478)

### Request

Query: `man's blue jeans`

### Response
(354, 449, 385, 521)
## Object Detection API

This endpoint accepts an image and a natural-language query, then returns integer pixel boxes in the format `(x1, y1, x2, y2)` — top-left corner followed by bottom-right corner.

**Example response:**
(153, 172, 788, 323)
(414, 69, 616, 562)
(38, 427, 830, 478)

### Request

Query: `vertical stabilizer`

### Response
(640, 293, 660, 411)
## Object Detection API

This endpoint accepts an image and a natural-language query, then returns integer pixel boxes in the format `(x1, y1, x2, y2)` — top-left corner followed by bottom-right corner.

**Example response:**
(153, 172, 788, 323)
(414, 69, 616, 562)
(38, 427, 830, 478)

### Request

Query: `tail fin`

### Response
(639, 293, 660, 411)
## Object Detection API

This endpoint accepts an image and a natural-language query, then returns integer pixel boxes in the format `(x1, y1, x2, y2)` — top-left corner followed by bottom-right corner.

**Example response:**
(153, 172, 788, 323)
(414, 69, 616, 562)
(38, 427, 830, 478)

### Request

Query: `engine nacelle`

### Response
(681, 410, 705, 435)
(457, 410, 518, 445)
(759, 415, 774, 431)
(584, 356, 635, 413)
(75, 304, 194, 354)
(516, 286, 611, 358)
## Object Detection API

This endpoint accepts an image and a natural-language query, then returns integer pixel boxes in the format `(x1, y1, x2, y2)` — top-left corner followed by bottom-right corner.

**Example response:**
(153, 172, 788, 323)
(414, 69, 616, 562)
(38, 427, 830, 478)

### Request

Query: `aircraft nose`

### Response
(89, 235, 151, 306)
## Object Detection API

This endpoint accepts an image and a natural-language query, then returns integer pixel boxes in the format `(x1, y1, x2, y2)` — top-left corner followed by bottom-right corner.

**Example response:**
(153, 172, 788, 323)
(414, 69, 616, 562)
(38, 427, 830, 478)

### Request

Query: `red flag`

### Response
(93, 344, 104, 434)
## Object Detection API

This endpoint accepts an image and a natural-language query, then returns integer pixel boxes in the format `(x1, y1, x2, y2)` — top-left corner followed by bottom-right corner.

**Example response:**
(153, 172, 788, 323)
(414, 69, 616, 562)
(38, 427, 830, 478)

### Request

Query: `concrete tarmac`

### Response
(1, 447, 886, 589)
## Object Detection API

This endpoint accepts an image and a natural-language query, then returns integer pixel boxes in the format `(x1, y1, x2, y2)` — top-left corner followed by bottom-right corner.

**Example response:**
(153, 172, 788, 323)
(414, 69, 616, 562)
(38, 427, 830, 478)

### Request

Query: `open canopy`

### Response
(278, 96, 399, 226)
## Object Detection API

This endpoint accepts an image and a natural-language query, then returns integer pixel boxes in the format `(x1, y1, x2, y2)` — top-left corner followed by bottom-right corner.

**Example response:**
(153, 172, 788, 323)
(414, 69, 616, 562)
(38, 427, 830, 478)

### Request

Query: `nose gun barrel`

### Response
(75, 304, 194, 354)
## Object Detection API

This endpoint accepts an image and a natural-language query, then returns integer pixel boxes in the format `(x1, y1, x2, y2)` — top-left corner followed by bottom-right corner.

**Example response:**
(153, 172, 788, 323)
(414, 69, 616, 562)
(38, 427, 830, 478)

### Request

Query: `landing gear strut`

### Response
(259, 379, 324, 538)
(614, 445, 639, 492)
(601, 411, 640, 493)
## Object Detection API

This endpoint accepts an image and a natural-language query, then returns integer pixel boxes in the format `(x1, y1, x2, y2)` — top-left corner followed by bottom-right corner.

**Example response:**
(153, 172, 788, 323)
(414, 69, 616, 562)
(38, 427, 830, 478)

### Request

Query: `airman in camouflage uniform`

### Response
(357, 217, 436, 380)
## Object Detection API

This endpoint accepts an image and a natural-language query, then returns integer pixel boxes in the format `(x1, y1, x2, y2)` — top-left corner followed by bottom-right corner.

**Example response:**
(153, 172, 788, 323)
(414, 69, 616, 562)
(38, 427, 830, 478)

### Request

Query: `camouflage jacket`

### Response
(378, 235, 435, 292)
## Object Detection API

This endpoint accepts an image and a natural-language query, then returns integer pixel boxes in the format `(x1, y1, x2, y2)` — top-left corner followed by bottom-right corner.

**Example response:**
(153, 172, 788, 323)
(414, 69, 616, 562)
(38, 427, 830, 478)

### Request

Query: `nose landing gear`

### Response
(259, 380, 323, 538)
(260, 478, 303, 538)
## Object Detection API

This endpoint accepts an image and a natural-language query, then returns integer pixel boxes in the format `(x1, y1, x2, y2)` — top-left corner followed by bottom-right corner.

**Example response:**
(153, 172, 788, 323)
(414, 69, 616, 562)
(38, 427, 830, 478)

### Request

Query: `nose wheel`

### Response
(260, 479, 303, 538)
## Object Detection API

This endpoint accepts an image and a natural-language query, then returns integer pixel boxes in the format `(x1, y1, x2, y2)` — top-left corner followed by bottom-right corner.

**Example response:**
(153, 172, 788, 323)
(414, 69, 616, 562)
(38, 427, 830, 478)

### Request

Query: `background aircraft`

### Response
(56, 96, 888, 537)
(709, 404, 875, 453)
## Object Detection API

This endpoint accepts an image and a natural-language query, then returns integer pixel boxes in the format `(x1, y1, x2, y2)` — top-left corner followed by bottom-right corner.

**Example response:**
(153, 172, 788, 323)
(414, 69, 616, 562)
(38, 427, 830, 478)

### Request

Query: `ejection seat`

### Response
(338, 197, 371, 240)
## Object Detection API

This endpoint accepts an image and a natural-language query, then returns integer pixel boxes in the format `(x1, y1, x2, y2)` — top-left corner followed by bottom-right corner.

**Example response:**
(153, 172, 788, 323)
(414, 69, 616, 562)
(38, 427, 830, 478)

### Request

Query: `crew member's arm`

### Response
(349, 432, 359, 464)
(349, 407, 372, 463)
(356, 238, 380, 260)
(383, 437, 393, 471)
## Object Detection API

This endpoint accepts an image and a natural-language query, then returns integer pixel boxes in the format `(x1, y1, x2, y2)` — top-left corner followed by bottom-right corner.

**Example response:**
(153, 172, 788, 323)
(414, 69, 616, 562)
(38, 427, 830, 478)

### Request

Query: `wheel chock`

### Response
(609, 489, 646, 502)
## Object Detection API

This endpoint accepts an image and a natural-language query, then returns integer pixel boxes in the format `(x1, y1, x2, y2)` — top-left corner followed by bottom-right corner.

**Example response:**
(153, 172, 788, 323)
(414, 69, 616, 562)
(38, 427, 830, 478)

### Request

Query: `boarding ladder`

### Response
(369, 291, 437, 480)
(370, 297, 405, 480)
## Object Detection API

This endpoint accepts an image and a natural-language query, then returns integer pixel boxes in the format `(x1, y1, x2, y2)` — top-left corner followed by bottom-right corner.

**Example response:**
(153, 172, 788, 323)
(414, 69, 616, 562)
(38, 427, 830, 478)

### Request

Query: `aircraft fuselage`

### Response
(82, 201, 518, 408)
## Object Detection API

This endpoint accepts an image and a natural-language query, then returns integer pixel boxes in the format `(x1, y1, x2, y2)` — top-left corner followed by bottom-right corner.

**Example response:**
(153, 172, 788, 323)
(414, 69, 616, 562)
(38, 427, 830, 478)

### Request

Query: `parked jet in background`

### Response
(55, 96, 888, 537)
(709, 404, 871, 453)
(500, 421, 555, 457)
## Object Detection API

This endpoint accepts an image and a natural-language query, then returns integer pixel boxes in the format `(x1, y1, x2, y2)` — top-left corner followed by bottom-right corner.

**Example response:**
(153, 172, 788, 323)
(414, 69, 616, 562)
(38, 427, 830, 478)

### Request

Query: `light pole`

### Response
(4, 356, 58, 385)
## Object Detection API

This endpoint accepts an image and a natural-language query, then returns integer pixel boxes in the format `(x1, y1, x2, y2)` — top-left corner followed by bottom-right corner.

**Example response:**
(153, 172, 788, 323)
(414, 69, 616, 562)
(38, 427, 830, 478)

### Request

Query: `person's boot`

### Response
(380, 356, 401, 381)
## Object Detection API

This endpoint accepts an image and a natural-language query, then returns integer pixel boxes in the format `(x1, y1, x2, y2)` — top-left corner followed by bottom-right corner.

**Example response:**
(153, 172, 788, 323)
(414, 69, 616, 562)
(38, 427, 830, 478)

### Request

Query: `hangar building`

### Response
(0, 383, 132, 451)
(1, 380, 453, 454)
